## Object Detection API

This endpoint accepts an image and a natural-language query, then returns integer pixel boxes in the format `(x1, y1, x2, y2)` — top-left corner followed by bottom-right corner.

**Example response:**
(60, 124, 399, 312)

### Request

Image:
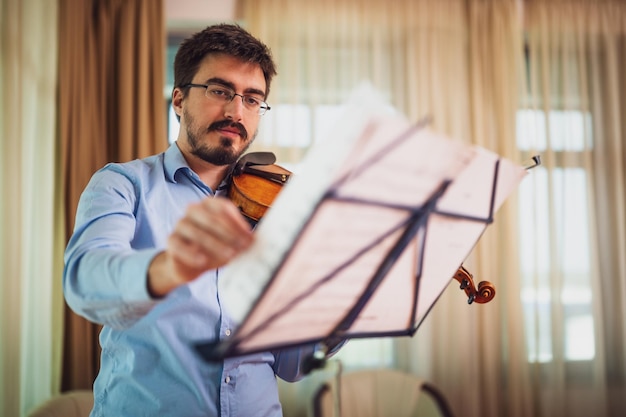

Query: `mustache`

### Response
(208, 119, 248, 141)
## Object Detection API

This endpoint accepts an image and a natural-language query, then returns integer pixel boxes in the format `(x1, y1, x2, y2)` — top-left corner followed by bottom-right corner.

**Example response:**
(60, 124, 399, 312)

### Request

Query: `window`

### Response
(257, 103, 346, 150)
(168, 105, 179, 143)
(516, 109, 595, 362)
(165, 32, 193, 144)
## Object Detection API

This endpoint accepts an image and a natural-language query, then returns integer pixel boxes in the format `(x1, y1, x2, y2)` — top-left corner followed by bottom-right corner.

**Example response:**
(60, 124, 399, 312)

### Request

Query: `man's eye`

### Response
(209, 88, 231, 98)
(243, 96, 261, 107)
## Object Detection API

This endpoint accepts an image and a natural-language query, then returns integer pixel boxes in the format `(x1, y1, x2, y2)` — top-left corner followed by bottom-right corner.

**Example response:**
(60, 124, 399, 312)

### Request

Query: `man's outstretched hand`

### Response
(147, 197, 253, 298)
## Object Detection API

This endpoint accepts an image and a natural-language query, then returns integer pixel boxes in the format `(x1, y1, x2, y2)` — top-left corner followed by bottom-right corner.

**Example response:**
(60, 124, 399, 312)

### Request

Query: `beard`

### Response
(183, 108, 257, 166)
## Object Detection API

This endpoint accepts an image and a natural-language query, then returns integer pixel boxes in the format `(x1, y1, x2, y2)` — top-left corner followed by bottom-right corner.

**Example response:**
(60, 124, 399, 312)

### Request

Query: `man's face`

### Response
(172, 53, 267, 166)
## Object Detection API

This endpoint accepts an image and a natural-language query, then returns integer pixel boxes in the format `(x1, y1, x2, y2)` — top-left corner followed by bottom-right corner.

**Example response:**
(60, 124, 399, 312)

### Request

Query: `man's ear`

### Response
(171, 88, 184, 118)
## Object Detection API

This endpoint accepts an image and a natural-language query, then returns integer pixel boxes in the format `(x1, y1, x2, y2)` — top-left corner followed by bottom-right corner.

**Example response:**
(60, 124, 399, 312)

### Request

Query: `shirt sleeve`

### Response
(63, 165, 161, 329)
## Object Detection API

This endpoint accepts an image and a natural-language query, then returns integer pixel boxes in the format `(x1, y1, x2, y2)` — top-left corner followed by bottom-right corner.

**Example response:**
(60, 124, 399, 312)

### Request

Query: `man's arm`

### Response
(63, 166, 253, 328)
(63, 167, 161, 328)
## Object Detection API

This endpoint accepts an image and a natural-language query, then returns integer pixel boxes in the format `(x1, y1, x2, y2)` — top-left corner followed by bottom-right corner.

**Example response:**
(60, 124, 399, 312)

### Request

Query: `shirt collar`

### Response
(164, 142, 193, 184)
(163, 142, 231, 194)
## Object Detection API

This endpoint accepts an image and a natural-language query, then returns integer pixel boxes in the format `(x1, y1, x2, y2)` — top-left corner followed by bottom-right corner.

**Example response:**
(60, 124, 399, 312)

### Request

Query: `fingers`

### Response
(182, 198, 253, 253)
(147, 197, 255, 297)
(168, 197, 254, 278)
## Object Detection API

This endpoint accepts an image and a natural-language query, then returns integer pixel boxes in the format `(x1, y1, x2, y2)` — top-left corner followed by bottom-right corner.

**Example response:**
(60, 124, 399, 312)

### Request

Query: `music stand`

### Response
(195, 86, 528, 364)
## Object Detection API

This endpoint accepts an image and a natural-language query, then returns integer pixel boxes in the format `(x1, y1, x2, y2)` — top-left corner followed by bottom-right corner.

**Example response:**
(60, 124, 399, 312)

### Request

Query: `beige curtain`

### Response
(243, 0, 475, 160)
(58, 0, 167, 391)
(243, 2, 531, 417)
(407, 2, 533, 417)
(243, 1, 624, 417)
(0, 1, 61, 416)
(522, 1, 626, 415)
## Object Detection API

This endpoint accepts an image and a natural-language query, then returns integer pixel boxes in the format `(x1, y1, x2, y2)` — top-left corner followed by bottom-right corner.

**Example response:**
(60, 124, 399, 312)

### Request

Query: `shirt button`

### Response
(225, 329, 231, 336)
(225, 376, 231, 384)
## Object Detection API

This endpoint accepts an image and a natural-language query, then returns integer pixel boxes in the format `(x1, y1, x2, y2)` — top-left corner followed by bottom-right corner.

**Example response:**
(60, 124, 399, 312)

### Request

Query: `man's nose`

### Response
(224, 94, 245, 121)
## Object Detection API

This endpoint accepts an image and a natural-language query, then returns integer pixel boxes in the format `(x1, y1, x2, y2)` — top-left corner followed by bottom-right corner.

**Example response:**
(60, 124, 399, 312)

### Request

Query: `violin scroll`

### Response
(453, 265, 496, 304)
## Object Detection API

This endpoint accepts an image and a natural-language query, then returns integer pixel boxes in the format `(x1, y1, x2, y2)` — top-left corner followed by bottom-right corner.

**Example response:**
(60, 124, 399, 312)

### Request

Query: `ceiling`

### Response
(165, 0, 238, 29)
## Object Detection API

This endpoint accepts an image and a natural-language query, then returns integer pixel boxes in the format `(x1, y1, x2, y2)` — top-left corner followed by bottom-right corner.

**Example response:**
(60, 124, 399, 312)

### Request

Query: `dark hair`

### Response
(173, 23, 277, 98)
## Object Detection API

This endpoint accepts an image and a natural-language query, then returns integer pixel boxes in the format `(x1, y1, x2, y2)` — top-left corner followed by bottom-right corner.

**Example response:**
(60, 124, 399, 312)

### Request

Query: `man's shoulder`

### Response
(100, 152, 165, 178)
(89, 152, 167, 193)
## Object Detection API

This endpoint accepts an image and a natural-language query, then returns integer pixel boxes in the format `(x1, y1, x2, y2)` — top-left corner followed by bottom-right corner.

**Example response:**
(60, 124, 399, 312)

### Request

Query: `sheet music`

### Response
(218, 84, 399, 323)
(209, 84, 527, 356)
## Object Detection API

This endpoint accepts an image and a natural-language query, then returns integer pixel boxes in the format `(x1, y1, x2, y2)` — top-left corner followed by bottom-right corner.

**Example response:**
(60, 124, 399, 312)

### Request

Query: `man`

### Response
(64, 24, 319, 417)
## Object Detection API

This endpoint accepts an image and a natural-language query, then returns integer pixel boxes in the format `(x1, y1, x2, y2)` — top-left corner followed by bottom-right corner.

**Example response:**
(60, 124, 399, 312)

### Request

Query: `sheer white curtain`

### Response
(0, 1, 62, 416)
(243, 1, 626, 416)
(244, 0, 474, 160)
(405, 2, 533, 417)
(521, 1, 626, 415)
(242, 1, 533, 417)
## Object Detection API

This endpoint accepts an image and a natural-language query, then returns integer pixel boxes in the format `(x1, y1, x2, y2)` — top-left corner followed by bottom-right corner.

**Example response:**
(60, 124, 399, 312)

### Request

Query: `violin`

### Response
(226, 152, 292, 224)
(226, 152, 495, 305)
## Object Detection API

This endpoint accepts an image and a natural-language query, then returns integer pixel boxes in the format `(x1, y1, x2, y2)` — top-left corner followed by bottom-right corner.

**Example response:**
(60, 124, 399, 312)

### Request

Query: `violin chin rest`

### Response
(239, 151, 276, 167)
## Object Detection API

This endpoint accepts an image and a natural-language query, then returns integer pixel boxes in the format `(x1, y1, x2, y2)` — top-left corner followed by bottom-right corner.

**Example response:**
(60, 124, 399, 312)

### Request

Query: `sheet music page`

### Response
(213, 84, 528, 355)
(218, 84, 398, 323)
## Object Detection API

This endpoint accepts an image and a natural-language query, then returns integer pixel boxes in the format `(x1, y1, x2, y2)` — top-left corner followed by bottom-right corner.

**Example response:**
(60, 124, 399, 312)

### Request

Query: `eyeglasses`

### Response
(184, 83, 271, 116)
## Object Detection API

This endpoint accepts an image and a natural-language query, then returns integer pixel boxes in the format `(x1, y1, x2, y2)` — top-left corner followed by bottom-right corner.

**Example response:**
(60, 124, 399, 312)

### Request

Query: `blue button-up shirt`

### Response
(63, 143, 315, 417)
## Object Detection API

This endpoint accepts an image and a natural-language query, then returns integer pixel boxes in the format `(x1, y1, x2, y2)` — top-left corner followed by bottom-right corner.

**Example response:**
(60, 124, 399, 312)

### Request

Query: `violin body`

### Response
(228, 163, 291, 222)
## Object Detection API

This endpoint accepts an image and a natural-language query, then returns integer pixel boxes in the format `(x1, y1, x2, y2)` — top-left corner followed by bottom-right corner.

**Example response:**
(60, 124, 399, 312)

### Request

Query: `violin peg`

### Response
(452, 265, 496, 305)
